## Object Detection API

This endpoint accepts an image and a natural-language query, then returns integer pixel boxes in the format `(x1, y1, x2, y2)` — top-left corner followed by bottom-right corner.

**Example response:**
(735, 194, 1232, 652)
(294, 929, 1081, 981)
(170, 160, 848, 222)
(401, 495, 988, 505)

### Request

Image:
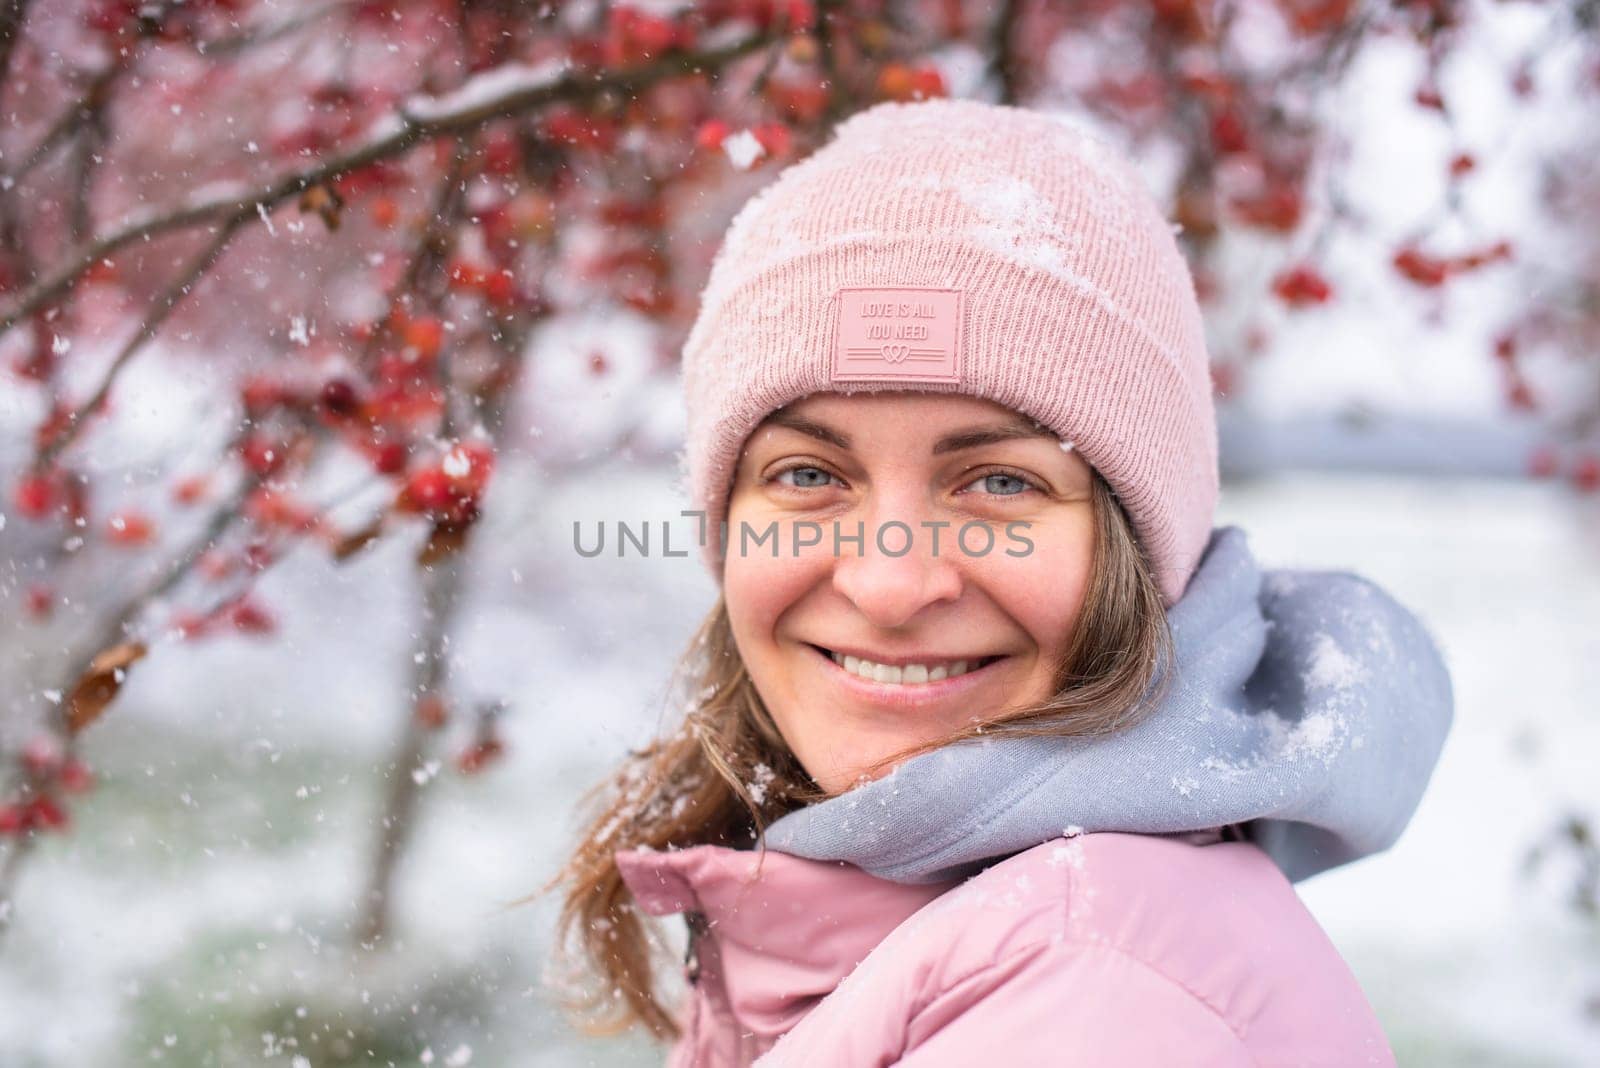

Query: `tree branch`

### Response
(32, 212, 250, 469)
(0, 27, 784, 335)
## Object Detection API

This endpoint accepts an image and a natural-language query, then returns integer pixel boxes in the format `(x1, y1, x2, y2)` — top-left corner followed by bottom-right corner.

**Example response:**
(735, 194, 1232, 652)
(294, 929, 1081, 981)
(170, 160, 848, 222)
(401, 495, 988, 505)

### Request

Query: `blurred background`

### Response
(1, 0, 1596, 1064)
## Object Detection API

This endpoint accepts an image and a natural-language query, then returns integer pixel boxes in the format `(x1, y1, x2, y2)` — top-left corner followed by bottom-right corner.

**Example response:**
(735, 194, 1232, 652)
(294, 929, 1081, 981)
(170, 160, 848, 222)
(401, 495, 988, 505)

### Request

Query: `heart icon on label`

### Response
(832, 287, 962, 385)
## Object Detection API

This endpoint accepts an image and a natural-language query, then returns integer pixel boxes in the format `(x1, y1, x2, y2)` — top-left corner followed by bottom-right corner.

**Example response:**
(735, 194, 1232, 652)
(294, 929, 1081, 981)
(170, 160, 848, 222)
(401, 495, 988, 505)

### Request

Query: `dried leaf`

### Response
(417, 518, 473, 566)
(331, 516, 385, 561)
(298, 183, 344, 231)
(65, 641, 148, 734)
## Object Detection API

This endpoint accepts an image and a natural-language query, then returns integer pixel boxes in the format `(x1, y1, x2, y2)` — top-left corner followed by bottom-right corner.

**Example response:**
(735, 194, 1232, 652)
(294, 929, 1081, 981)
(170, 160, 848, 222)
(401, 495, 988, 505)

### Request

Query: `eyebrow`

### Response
(764, 411, 1056, 454)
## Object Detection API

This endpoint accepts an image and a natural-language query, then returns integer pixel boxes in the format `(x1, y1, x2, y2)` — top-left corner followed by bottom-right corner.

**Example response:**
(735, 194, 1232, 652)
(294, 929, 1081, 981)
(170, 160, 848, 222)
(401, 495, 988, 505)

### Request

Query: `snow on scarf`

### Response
(758, 524, 1455, 884)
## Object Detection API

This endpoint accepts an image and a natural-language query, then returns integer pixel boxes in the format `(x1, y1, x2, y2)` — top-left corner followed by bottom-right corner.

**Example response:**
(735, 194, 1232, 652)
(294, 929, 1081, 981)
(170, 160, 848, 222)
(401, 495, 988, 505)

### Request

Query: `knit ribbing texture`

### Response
(679, 98, 1219, 607)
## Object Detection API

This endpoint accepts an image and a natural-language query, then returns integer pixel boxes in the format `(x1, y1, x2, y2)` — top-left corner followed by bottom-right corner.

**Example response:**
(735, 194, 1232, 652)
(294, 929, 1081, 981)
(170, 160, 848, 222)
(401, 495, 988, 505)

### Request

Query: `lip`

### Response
(809, 642, 1006, 669)
(803, 642, 1009, 711)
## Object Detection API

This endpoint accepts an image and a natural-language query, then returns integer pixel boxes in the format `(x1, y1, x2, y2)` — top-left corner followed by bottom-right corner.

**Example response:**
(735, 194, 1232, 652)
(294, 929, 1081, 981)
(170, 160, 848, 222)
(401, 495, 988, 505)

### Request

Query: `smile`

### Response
(805, 643, 1007, 688)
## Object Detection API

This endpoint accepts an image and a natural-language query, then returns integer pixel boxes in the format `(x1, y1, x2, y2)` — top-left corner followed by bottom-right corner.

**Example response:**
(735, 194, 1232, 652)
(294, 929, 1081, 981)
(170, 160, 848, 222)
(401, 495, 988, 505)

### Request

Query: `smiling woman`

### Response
(723, 391, 1173, 794)
(547, 98, 1450, 1067)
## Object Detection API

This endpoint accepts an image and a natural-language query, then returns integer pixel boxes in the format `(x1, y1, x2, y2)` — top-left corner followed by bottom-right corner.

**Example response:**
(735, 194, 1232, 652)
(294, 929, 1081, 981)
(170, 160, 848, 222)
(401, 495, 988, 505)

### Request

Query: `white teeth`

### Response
(826, 650, 988, 686)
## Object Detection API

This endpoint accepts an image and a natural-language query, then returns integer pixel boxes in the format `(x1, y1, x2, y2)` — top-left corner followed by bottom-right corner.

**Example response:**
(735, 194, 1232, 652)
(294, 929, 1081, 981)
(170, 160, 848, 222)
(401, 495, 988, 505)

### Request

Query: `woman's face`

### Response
(724, 391, 1096, 794)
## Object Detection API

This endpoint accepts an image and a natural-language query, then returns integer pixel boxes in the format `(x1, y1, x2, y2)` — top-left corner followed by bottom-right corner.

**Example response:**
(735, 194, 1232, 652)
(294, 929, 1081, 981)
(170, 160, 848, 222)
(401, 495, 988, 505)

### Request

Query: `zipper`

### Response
(684, 910, 709, 986)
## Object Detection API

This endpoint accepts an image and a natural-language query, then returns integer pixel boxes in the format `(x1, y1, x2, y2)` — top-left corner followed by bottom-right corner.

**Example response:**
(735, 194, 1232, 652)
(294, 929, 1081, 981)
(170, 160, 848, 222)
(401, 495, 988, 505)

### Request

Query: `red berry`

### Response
(1210, 108, 1250, 154)
(1505, 376, 1536, 411)
(172, 612, 214, 640)
(401, 467, 455, 514)
(1210, 362, 1237, 397)
(372, 441, 410, 475)
(404, 316, 444, 359)
(1527, 445, 1559, 479)
(1270, 264, 1334, 307)
(13, 473, 57, 519)
(877, 63, 916, 102)
(909, 66, 946, 101)
(1228, 181, 1304, 232)
(24, 584, 53, 620)
(752, 121, 792, 159)
(441, 440, 494, 496)
(59, 758, 95, 793)
(415, 694, 449, 729)
(106, 509, 155, 546)
(1393, 246, 1450, 287)
(230, 600, 276, 635)
(240, 377, 282, 416)
(1573, 454, 1600, 493)
(695, 119, 730, 151)
(483, 270, 517, 308)
(21, 736, 62, 778)
(243, 540, 275, 570)
(27, 794, 69, 831)
(198, 549, 235, 580)
(369, 195, 399, 228)
(781, 0, 817, 32)
(0, 804, 28, 835)
(456, 737, 504, 775)
(320, 377, 361, 416)
(173, 474, 210, 505)
(447, 259, 487, 291)
(241, 436, 284, 476)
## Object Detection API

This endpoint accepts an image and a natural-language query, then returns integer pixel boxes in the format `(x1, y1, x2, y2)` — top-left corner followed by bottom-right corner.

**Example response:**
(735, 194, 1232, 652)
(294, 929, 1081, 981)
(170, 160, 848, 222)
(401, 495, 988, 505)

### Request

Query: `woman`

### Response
(551, 98, 1453, 1066)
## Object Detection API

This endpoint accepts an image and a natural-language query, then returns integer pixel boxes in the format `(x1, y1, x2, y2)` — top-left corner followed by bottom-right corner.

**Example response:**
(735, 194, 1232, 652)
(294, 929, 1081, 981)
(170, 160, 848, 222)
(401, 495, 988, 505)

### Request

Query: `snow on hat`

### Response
(678, 98, 1219, 608)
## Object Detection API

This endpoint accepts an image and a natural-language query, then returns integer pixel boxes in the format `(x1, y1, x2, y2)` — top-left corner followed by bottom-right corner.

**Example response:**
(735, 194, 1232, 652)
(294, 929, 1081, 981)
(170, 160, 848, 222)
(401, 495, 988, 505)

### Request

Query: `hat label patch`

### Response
(832, 286, 962, 383)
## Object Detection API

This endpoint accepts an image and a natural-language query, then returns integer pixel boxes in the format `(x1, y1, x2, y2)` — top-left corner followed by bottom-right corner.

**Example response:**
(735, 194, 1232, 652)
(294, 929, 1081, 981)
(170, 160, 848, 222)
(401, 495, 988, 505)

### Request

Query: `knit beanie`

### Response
(679, 98, 1219, 608)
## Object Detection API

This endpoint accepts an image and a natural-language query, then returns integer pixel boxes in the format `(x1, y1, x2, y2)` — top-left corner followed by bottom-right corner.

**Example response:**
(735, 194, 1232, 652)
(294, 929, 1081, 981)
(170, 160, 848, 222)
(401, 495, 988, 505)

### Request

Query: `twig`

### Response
(0, 27, 784, 335)
(196, 0, 355, 60)
(986, 0, 1023, 105)
(32, 212, 250, 470)
(0, 0, 35, 100)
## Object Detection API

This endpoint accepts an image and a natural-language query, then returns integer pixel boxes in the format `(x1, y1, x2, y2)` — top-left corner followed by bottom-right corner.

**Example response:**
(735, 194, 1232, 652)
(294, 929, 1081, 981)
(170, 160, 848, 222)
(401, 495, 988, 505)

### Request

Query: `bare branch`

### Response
(0, 27, 783, 335)
(33, 212, 250, 469)
(196, 0, 356, 60)
(4, 58, 127, 184)
(0, 0, 33, 94)
(986, 0, 1024, 105)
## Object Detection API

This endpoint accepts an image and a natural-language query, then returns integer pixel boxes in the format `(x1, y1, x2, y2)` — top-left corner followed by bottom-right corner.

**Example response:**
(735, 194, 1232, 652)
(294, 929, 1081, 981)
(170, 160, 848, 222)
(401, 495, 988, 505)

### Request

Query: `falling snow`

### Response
(722, 129, 766, 171)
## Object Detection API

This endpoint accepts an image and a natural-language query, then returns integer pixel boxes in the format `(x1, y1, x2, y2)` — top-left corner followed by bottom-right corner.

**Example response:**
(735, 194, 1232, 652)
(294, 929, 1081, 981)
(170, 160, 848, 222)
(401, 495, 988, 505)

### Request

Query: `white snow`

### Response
(1305, 631, 1369, 692)
(950, 170, 1080, 279)
(398, 59, 570, 124)
(721, 129, 766, 172)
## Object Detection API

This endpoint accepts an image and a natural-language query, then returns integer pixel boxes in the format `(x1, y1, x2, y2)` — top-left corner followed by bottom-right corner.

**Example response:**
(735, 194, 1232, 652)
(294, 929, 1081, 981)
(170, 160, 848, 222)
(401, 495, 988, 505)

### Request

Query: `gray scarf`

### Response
(760, 524, 1454, 884)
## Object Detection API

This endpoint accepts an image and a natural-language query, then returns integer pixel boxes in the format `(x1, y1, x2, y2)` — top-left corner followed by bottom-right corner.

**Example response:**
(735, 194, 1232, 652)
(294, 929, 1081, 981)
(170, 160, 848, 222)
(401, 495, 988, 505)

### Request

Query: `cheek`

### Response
(980, 515, 1094, 657)
(721, 519, 829, 657)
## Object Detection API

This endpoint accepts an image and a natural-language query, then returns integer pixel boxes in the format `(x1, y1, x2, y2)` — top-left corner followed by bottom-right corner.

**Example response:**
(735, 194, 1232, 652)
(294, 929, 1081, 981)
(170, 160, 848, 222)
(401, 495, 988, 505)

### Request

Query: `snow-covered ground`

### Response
(1, 457, 1596, 1066)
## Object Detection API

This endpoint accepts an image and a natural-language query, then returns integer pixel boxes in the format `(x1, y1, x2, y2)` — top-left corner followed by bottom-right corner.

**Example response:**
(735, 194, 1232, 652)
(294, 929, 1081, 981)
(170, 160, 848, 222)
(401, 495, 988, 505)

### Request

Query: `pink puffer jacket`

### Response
(615, 830, 1393, 1066)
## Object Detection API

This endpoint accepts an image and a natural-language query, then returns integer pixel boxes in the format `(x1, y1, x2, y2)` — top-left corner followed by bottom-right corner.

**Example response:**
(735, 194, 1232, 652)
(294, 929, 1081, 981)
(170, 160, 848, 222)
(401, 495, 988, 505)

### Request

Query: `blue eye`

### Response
(959, 470, 1037, 497)
(775, 465, 837, 489)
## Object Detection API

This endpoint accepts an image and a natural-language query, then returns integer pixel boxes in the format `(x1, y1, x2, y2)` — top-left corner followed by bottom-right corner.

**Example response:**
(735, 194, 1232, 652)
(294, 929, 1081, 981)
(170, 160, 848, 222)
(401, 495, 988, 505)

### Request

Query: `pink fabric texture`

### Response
(616, 832, 1393, 1066)
(678, 98, 1220, 607)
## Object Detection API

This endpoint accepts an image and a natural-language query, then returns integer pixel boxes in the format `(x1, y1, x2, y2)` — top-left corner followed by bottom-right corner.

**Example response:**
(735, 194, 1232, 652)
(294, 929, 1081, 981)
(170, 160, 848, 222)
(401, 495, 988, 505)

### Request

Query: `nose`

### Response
(830, 506, 965, 631)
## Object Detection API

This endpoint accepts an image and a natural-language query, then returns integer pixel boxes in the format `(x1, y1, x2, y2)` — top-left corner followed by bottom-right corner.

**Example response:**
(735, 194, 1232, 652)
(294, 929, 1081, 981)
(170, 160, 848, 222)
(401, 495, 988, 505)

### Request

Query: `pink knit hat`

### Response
(679, 98, 1219, 608)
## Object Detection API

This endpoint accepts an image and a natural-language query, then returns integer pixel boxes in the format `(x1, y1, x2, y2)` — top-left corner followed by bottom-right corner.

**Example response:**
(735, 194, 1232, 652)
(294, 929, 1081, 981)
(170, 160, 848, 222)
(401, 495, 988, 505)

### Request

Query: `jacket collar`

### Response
(616, 843, 958, 1038)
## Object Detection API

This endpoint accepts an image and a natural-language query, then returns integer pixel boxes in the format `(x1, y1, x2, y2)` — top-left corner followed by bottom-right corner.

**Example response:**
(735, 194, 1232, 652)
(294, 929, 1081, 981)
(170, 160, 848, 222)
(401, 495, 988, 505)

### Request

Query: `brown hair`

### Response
(544, 466, 1176, 1040)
